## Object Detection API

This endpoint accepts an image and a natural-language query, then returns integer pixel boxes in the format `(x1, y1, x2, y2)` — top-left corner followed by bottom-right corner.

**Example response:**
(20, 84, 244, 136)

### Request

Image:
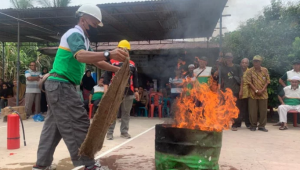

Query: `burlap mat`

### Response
(79, 58, 130, 158)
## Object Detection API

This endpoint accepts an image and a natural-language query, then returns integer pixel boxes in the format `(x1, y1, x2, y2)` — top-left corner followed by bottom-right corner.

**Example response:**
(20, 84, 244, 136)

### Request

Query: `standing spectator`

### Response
(245, 55, 270, 132)
(25, 62, 42, 118)
(169, 69, 183, 103)
(186, 64, 195, 79)
(193, 56, 212, 107)
(135, 86, 149, 114)
(240, 58, 251, 128)
(277, 76, 300, 130)
(178, 57, 187, 75)
(193, 56, 212, 84)
(279, 60, 300, 87)
(7, 79, 26, 106)
(212, 57, 223, 81)
(105, 40, 139, 140)
(219, 53, 243, 131)
(81, 70, 96, 100)
(40, 67, 48, 114)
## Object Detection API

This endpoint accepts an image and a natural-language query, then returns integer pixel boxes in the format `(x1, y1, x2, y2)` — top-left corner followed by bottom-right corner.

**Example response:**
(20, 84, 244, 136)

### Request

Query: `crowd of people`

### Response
(9, 3, 297, 170)
(0, 63, 49, 119)
(168, 52, 300, 132)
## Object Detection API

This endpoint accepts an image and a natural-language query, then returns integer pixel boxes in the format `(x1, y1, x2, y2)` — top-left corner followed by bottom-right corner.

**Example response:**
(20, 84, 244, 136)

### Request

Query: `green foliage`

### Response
(0, 43, 54, 82)
(219, 0, 300, 108)
(10, 0, 34, 9)
(37, 0, 71, 7)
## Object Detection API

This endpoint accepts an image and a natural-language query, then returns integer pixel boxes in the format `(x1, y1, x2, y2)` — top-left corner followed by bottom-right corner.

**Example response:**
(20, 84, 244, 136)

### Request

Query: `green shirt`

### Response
(49, 25, 92, 85)
(90, 85, 105, 101)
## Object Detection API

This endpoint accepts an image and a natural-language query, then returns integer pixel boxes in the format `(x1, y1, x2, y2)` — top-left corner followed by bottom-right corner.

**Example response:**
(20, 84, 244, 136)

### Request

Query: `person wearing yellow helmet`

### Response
(33, 4, 128, 170)
(118, 40, 131, 50)
(104, 40, 139, 140)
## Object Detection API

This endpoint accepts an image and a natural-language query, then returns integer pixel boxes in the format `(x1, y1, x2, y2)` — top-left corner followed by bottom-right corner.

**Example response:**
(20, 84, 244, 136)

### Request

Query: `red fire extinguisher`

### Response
(7, 114, 20, 149)
(7, 107, 26, 150)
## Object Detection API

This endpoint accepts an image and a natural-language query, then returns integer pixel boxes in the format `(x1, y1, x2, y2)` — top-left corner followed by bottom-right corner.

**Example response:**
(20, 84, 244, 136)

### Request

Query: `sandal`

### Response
(279, 126, 288, 130)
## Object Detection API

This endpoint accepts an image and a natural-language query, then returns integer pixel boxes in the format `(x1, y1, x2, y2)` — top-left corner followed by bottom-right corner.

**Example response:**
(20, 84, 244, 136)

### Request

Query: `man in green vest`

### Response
(33, 4, 128, 170)
(277, 76, 300, 130)
(193, 56, 212, 84)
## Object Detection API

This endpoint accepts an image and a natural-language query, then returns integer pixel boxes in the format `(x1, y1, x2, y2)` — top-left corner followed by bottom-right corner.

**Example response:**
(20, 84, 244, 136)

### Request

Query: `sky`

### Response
(1, 0, 299, 33)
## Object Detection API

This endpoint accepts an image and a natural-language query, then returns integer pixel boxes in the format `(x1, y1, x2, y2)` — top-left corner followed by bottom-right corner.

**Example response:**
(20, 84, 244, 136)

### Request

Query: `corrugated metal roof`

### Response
(0, 0, 228, 42)
(38, 41, 219, 55)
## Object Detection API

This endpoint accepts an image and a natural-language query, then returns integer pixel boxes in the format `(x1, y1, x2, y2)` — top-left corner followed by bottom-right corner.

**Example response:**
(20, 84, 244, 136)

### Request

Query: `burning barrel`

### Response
(155, 124, 222, 170)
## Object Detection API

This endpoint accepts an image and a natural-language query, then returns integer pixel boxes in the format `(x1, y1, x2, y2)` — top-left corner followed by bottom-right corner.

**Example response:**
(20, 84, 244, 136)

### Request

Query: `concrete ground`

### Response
(0, 115, 300, 170)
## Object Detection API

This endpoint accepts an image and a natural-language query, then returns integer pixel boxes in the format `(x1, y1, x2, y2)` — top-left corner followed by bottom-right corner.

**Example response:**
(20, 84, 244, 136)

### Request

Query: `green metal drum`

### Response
(155, 124, 223, 170)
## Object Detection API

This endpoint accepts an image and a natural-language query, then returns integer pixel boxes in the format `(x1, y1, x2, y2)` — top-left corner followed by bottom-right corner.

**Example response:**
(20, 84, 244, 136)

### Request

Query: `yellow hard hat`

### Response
(118, 40, 131, 50)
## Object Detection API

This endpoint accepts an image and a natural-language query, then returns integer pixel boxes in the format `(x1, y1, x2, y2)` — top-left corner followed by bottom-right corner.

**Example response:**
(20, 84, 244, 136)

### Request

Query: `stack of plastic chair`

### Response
(162, 98, 171, 117)
(150, 92, 163, 118)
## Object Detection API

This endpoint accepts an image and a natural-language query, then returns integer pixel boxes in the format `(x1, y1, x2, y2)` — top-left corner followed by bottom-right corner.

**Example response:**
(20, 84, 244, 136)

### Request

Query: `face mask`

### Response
(86, 24, 98, 41)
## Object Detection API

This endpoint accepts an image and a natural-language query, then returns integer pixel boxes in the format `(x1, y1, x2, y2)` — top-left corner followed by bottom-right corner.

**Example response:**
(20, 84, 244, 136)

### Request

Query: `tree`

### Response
(37, 0, 71, 7)
(218, 0, 300, 108)
(10, 0, 34, 9)
(0, 42, 55, 82)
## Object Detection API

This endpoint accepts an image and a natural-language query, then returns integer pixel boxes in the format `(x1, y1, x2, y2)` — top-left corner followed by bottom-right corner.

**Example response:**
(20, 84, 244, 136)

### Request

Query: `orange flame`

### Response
(172, 78, 239, 132)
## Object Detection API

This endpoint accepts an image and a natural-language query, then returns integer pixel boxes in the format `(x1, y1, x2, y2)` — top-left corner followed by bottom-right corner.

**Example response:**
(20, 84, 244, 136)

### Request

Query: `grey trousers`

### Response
(25, 93, 41, 116)
(36, 80, 95, 167)
(107, 95, 133, 135)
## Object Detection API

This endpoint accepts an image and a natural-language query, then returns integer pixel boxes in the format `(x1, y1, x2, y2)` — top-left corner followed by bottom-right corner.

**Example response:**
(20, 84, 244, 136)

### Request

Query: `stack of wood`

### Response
(79, 58, 130, 158)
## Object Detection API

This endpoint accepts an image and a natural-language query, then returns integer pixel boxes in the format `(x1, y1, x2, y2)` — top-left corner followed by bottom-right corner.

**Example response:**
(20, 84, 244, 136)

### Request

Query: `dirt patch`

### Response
(2, 153, 155, 170)
(0, 157, 78, 170)
(220, 164, 239, 170)
(99, 155, 125, 170)
(99, 154, 155, 170)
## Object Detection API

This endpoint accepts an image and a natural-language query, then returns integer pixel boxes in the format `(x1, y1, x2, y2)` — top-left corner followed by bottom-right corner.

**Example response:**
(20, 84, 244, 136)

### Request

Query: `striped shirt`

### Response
(25, 69, 42, 93)
(245, 67, 270, 99)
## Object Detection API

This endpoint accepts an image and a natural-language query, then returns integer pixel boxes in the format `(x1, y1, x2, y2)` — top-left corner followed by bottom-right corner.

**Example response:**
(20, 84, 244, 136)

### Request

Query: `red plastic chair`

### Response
(288, 109, 299, 127)
(89, 104, 93, 119)
(149, 92, 163, 118)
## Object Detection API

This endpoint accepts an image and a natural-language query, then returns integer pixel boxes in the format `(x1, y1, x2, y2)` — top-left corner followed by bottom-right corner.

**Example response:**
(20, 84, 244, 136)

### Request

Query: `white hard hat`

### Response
(76, 4, 103, 27)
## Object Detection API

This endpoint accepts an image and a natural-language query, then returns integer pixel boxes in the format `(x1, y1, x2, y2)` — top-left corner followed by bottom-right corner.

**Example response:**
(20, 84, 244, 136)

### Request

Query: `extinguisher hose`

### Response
(8, 107, 26, 146)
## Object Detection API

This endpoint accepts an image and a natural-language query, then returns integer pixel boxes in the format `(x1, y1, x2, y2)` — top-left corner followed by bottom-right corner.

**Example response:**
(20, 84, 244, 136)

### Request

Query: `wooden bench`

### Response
(288, 109, 299, 127)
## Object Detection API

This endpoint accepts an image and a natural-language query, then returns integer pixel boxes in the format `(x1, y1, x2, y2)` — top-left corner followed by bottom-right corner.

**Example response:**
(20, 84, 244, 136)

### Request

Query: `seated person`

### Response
(277, 76, 300, 130)
(169, 69, 184, 103)
(135, 86, 149, 116)
(7, 80, 26, 107)
(84, 77, 104, 116)
(0, 83, 13, 109)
